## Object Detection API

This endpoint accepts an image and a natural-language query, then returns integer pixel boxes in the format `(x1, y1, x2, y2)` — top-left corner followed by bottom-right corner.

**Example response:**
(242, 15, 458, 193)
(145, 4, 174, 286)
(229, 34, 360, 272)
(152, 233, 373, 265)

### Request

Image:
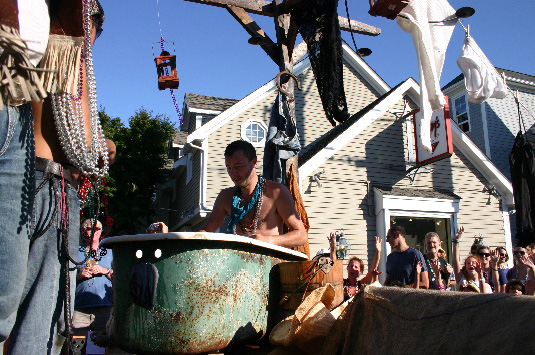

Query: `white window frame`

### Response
(452, 94, 470, 133)
(241, 119, 267, 147)
(186, 153, 193, 184)
(374, 188, 460, 284)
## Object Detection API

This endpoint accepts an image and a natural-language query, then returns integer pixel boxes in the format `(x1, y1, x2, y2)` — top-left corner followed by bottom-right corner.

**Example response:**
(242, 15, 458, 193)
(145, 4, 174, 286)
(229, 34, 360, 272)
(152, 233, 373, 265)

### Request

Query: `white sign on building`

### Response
(413, 97, 454, 166)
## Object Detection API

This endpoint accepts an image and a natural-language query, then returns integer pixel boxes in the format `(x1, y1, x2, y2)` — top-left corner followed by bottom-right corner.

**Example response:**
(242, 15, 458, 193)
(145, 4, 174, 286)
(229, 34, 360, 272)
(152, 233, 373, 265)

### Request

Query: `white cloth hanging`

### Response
(397, 0, 456, 152)
(457, 36, 508, 104)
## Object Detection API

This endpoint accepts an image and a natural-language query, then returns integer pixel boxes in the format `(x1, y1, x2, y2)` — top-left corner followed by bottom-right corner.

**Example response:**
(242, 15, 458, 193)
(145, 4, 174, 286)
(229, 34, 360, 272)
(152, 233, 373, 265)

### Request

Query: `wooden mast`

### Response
(183, 0, 381, 256)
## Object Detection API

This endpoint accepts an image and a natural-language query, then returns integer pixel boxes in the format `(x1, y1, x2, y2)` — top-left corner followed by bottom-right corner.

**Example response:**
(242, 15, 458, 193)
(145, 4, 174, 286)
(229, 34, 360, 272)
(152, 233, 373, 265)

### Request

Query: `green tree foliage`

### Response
(99, 108, 175, 235)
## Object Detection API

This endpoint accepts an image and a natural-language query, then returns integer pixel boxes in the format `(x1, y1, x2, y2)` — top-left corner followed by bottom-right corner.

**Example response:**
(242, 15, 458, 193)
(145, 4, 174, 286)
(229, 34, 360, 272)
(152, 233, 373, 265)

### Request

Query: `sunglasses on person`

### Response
(478, 252, 490, 258)
(513, 250, 526, 256)
(84, 227, 102, 231)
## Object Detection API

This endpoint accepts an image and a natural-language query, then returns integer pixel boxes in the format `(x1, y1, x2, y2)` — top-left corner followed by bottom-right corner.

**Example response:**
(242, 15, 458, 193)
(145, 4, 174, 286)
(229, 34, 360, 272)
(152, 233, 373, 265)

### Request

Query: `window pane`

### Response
(457, 113, 468, 124)
(455, 96, 466, 114)
(244, 122, 265, 143)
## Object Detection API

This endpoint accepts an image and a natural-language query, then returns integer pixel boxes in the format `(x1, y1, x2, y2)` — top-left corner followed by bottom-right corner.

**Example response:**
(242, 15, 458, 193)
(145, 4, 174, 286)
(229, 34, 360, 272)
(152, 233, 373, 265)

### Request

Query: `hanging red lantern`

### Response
(368, 0, 409, 20)
(154, 50, 179, 90)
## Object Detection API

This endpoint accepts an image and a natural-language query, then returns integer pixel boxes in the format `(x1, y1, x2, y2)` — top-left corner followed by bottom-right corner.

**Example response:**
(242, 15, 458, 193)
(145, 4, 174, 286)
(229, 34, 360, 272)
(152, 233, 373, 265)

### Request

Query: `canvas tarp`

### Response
(320, 286, 535, 354)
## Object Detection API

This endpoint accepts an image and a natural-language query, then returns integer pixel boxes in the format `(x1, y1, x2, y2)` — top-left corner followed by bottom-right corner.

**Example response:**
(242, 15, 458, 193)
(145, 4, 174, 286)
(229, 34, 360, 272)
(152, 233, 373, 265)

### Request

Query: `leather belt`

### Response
(35, 157, 78, 188)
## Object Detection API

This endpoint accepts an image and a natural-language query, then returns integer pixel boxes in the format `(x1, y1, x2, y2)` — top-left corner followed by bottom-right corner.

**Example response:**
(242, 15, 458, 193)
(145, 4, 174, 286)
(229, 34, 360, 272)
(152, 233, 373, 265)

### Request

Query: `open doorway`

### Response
(390, 216, 452, 263)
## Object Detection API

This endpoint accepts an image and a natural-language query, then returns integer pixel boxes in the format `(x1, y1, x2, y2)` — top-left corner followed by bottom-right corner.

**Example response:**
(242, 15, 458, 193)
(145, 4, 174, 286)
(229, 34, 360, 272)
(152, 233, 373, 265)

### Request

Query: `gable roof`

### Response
(185, 93, 239, 112)
(298, 80, 412, 167)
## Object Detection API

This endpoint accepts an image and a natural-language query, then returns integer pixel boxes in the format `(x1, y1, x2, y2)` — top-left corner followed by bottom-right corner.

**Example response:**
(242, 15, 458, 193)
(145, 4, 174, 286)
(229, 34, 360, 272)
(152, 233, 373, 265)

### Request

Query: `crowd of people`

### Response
(340, 225, 535, 298)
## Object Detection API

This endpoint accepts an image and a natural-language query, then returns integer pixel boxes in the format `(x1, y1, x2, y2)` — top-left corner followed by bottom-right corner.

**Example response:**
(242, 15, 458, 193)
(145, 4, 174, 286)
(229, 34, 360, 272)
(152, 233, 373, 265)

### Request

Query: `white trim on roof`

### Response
(186, 58, 312, 143)
(299, 78, 420, 187)
(451, 123, 514, 205)
(190, 108, 223, 115)
(341, 42, 390, 95)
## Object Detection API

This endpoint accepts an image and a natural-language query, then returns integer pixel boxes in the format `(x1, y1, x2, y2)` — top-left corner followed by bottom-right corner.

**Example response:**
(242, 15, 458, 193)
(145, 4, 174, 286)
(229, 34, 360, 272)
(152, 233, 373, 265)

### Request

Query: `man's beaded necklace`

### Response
(232, 176, 265, 237)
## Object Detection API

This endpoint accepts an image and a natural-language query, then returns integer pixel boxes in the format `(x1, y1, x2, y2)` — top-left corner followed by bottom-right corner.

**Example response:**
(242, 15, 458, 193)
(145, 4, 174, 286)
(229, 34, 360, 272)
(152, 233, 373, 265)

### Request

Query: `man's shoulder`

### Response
(263, 179, 290, 198)
(264, 179, 286, 191)
(407, 247, 425, 257)
(217, 187, 236, 199)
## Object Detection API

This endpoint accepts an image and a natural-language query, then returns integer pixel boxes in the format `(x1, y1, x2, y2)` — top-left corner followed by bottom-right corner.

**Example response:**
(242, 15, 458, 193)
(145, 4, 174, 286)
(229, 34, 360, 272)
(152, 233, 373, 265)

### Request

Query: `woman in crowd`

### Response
(342, 236, 382, 299)
(477, 245, 507, 293)
(506, 245, 535, 295)
(452, 227, 492, 293)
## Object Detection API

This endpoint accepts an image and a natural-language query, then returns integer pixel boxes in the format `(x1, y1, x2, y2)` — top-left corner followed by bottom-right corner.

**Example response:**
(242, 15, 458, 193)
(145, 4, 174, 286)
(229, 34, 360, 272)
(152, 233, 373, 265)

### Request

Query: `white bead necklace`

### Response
(51, 0, 108, 182)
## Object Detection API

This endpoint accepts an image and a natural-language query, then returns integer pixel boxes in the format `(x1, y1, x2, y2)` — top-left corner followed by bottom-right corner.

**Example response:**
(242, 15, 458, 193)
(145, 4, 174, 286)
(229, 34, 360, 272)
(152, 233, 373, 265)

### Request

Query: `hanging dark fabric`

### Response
(263, 92, 301, 184)
(509, 131, 535, 247)
(291, 0, 350, 126)
(130, 263, 159, 310)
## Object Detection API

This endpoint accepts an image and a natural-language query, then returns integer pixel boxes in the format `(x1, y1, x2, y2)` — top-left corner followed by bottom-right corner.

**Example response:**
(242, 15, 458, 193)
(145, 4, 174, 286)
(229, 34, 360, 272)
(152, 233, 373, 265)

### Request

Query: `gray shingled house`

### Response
(158, 43, 515, 277)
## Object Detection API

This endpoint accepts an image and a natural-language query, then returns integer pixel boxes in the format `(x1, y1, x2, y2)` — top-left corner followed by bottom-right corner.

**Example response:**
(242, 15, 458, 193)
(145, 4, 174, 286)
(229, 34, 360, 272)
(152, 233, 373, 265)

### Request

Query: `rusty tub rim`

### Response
(100, 232, 308, 260)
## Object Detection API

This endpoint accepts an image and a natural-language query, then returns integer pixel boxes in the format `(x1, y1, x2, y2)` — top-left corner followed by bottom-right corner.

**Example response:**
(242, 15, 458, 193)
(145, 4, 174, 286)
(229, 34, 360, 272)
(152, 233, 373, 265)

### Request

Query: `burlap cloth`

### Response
(320, 286, 535, 355)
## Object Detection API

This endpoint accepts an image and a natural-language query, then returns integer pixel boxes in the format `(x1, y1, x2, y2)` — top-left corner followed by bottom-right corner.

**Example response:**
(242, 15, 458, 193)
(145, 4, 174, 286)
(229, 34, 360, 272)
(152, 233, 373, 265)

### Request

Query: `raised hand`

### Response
(431, 258, 441, 275)
(519, 254, 535, 268)
(328, 233, 336, 251)
(474, 261, 484, 280)
(375, 236, 382, 253)
(454, 226, 465, 241)
(490, 249, 500, 268)
(446, 264, 453, 275)
(416, 261, 423, 275)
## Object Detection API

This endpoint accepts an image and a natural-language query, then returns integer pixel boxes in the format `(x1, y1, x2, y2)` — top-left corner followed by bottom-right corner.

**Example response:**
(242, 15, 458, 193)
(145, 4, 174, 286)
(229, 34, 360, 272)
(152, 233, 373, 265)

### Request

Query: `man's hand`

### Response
(375, 236, 382, 254)
(146, 222, 168, 234)
(89, 265, 109, 276)
(77, 267, 92, 281)
(416, 261, 423, 275)
(249, 233, 268, 243)
(430, 258, 441, 277)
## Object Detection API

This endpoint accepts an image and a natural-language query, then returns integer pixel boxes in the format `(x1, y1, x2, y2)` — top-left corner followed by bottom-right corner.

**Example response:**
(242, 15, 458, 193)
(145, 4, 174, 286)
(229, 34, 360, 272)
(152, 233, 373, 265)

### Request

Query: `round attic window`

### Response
(241, 120, 267, 147)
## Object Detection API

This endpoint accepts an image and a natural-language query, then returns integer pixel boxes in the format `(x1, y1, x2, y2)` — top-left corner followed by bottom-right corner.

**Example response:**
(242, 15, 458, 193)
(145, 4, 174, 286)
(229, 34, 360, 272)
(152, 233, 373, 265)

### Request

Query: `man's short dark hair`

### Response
(390, 225, 406, 237)
(225, 140, 257, 161)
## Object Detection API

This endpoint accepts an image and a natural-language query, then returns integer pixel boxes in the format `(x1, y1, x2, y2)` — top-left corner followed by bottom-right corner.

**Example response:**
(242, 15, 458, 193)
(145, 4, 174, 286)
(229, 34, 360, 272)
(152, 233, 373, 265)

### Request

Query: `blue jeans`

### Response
(0, 104, 35, 342)
(7, 168, 80, 354)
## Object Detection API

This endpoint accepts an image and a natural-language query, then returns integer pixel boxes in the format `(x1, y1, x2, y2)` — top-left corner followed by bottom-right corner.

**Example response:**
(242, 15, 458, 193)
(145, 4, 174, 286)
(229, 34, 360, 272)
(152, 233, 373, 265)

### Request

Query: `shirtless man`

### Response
(202, 140, 307, 248)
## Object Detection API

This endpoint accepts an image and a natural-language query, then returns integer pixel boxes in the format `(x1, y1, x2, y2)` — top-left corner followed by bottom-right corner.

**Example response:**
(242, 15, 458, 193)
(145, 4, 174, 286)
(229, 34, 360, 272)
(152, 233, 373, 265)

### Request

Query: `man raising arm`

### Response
(202, 140, 307, 248)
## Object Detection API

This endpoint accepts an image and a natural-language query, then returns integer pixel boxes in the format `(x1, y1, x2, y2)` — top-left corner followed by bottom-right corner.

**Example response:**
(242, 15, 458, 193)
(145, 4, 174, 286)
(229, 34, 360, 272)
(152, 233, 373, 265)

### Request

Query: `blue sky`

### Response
(93, 0, 534, 127)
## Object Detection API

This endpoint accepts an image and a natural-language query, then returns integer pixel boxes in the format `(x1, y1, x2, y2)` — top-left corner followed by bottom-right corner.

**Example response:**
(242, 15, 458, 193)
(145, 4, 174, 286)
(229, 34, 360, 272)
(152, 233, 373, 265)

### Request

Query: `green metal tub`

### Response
(100, 232, 307, 354)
